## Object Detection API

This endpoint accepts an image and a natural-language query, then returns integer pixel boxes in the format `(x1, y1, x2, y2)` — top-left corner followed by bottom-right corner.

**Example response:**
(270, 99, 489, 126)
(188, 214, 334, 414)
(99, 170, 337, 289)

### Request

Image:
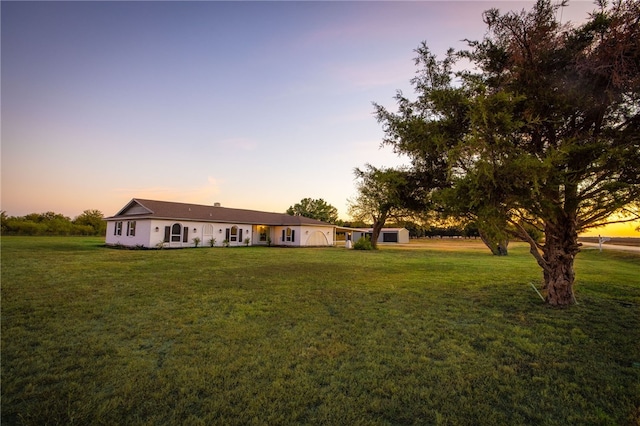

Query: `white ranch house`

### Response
(105, 199, 336, 248)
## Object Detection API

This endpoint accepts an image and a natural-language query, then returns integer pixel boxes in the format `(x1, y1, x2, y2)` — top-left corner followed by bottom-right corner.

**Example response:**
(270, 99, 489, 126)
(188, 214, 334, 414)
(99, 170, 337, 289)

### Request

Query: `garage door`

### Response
(382, 232, 398, 242)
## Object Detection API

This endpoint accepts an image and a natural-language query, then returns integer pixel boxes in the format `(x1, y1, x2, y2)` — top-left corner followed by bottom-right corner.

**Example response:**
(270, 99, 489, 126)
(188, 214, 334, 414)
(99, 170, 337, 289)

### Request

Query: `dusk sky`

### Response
(5, 0, 634, 236)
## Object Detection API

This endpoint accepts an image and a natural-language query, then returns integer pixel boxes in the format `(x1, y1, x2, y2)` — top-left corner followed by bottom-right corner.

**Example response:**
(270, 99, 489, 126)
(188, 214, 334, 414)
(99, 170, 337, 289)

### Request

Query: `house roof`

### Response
(105, 198, 334, 227)
(355, 228, 408, 232)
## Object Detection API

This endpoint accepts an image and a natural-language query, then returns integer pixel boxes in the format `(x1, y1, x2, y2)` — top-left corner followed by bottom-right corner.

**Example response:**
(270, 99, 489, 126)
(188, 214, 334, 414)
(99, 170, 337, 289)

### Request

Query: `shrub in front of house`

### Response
(353, 236, 373, 250)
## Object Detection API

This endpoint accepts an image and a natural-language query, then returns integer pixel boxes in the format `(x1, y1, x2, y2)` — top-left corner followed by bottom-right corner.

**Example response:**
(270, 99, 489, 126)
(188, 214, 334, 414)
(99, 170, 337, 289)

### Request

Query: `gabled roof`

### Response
(105, 198, 334, 227)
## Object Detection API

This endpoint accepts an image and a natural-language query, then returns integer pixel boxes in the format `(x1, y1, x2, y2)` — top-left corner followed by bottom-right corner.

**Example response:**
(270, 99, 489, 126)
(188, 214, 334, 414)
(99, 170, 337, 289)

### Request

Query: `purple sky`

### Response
(2, 1, 601, 222)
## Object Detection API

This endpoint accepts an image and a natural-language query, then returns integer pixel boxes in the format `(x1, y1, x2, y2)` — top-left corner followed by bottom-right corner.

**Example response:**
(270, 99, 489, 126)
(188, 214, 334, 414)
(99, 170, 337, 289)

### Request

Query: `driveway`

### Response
(580, 242, 640, 253)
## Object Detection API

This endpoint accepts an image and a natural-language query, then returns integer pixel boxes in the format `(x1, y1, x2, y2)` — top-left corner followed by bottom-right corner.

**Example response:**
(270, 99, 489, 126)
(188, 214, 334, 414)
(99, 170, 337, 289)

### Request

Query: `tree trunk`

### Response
(478, 228, 509, 256)
(497, 240, 508, 256)
(542, 222, 580, 307)
(371, 220, 384, 250)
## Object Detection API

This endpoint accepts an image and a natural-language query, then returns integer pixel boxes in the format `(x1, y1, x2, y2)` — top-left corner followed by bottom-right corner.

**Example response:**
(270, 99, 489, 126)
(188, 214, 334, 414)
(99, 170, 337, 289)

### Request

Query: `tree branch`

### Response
(509, 218, 550, 273)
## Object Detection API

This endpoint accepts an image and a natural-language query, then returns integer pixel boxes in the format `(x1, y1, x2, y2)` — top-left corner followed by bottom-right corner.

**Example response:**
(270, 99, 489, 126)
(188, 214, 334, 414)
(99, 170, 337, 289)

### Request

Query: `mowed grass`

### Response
(2, 237, 639, 425)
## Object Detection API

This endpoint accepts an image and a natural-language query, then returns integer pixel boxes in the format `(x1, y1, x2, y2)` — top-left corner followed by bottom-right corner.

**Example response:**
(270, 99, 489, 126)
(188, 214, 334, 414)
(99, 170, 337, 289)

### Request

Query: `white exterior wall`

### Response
(303, 227, 334, 246)
(106, 220, 334, 248)
(149, 220, 172, 247)
(106, 219, 254, 248)
(105, 219, 151, 247)
(105, 221, 117, 245)
(397, 228, 410, 244)
(274, 226, 301, 246)
(152, 220, 254, 248)
(273, 225, 334, 246)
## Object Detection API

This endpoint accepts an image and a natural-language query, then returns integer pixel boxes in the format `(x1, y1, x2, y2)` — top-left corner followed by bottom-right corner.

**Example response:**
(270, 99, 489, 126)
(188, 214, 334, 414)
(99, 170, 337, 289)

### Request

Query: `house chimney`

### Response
(213, 202, 221, 207)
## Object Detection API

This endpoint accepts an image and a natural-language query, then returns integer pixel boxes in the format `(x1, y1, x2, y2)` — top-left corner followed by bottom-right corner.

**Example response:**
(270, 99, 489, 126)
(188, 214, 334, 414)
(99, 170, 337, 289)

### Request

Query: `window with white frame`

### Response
(282, 227, 295, 242)
(114, 221, 123, 236)
(126, 221, 136, 237)
(165, 223, 188, 243)
(172, 223, 182, 242)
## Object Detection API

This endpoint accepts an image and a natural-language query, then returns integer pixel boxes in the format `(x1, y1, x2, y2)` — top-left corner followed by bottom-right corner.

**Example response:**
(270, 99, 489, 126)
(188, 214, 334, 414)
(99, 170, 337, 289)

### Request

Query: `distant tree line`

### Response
(1, 210, 106, 236)
(408, 223, 480, 239)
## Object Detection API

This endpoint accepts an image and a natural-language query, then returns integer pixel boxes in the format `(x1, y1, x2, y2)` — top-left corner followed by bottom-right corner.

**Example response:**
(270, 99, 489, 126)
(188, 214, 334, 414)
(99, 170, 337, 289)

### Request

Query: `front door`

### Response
(225, 226, 242, 245)
(203, 224, 214, 246)
(257, 225, 270, 245)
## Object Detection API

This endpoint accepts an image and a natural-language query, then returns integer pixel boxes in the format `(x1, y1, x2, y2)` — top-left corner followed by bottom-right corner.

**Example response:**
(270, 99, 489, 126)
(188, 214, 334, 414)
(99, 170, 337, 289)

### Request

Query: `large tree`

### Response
(74, 209, 106, 236)
(286, 198, 339, 224)
(375, 0, 640, 306)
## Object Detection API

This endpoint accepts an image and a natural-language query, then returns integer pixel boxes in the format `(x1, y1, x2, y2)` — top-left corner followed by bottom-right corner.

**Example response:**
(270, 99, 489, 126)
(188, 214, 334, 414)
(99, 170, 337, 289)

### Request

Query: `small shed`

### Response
(351, 228, 410, 244)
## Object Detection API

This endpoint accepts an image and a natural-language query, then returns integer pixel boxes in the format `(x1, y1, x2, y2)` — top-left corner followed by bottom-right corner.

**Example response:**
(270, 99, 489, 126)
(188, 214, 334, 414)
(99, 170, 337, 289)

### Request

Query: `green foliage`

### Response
(74, 209, 107, 235)
(286, 198, 339, 224)
(393, 220, 431, 238)
(192, 237, 201, 247)
(1, 237, 638, 424)
(1, 210, 106, 236)
(208, 237, 216, 247)
(353, 236, 373, 250)
(342, 219, 369, 229)
(425, 226, 464, 238)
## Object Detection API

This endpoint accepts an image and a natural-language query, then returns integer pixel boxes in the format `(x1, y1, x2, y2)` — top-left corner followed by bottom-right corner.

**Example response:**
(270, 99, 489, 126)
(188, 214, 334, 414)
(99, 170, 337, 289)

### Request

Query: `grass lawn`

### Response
(2, 237, 639, 425)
